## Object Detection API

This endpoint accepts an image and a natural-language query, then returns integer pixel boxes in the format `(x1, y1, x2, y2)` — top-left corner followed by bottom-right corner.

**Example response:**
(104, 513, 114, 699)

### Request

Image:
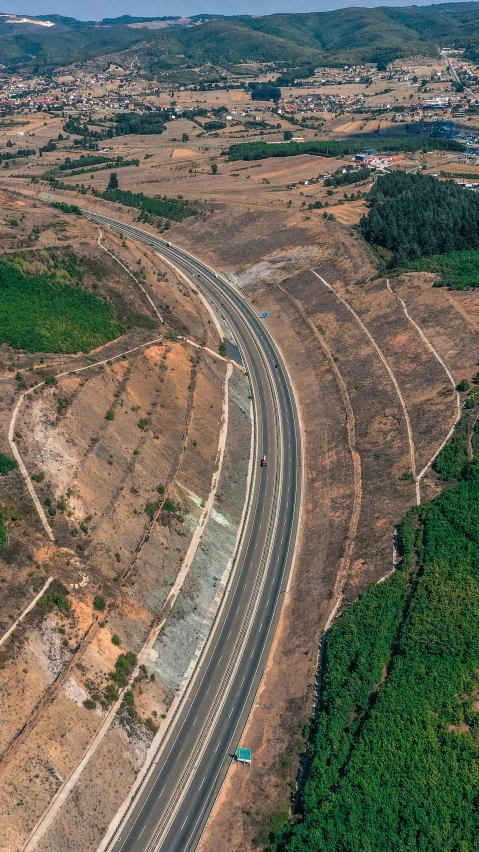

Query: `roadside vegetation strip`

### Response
(272, 424, 479, 852)
(0, 576, 54, 649)
(92, 188, 197, 221)
(311, 271, 418, 501)
(386, 278, 460, 487)
(227, 137, 465, 162)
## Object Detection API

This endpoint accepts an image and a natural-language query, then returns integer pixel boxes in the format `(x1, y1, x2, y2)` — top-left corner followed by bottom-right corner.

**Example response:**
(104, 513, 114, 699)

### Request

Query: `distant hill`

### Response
(2, 3, 479, 71)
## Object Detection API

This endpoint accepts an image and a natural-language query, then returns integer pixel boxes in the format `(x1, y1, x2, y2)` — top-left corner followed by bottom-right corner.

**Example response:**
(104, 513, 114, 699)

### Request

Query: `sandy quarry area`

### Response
(0, 102, 479, 851)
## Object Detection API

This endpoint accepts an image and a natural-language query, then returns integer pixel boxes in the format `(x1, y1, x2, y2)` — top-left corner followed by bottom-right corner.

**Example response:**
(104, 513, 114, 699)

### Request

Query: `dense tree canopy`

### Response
(93, 188, 197, 221)
(227, 137, 464, 162)
(359, 171, 479, 265)
(0, 258, 124, 353)
(271, 424, 479, 852)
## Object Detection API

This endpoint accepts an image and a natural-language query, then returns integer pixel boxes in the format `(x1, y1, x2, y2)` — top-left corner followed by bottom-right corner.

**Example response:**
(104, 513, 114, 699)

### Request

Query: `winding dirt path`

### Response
(386, 278, 460, 494)
(274, 282, 362, 630)
(312, 271, 418, 500)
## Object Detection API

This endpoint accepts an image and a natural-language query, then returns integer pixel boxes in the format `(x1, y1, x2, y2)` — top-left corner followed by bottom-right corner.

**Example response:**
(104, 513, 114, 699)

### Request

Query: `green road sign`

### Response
(236, 746, 252, 764)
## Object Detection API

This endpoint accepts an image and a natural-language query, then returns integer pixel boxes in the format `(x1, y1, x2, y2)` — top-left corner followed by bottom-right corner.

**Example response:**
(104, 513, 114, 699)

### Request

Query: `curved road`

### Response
(82, 210, 302, 852)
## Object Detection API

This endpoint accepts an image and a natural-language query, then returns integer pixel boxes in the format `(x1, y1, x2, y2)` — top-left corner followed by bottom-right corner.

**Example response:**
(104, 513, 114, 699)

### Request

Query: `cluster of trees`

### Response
(227, 137, 464, 162)
(0, 453, 17, 476)
(433, 435, 469, 480)
(0, 258, 124, 353)
(406, 246, 479, 290)
(63, 110, 173, 147)
(324, 166, 371, 187)
(39, 140, 57, 155)
(114, 111, 170, 135)
(271, 422, 479, 852)
(360, 171, 479, 265)
(51, 201, 82, 215)
(56, 159, 140, 179)
(275, 65, 315, 86)
(93, 186, 197, 222)
(249, 82, 282, 101)
(59, 154, 113, 170)
(0, 147, 35, 165)
(203, 120, 227, 131)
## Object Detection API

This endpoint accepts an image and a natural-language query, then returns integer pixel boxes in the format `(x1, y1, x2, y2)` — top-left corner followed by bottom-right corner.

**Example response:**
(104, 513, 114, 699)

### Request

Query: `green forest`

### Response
(0, 258, 124, 353)
(360, 171, 479, 266)
(270, 424, 479, 852)
(227, 137, 464, 162)
(7, 5, 479, 72)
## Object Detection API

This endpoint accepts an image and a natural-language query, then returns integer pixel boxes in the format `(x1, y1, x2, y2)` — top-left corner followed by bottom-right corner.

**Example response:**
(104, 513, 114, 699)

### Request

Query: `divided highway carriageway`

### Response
(82, 210, 302, 852)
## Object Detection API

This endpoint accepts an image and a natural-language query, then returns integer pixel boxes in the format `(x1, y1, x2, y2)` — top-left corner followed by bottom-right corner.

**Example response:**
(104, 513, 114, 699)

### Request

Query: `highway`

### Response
(81, 210, 302, 852)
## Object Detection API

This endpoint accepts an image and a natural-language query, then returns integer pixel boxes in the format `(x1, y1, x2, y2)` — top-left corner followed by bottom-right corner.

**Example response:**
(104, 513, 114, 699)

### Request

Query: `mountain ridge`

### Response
(2, 3, 479, 71)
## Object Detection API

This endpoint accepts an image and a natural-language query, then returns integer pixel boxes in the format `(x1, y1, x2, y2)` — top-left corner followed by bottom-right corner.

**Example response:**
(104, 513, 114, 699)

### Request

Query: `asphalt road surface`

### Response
(82, 210, 302, 852)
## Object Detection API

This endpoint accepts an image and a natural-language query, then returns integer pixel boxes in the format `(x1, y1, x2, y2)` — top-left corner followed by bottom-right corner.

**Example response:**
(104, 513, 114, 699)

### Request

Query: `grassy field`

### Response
(271, 424, 479, 852)
(0, 259, 125, 353)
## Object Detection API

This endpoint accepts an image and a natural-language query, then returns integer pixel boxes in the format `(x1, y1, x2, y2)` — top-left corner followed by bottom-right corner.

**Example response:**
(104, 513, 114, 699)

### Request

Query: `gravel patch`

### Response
(152, 368, 251, 692)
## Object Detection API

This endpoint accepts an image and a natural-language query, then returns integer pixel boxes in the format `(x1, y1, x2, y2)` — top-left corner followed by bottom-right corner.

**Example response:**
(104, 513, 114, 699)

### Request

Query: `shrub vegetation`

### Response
(0, 259, 124, 353)
(0, 454, 18, 476)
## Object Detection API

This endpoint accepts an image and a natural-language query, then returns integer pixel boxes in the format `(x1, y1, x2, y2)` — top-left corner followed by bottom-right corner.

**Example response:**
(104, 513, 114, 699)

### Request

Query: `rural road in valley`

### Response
(446, 55, 477, 101)
(81, 210, 302, 852)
